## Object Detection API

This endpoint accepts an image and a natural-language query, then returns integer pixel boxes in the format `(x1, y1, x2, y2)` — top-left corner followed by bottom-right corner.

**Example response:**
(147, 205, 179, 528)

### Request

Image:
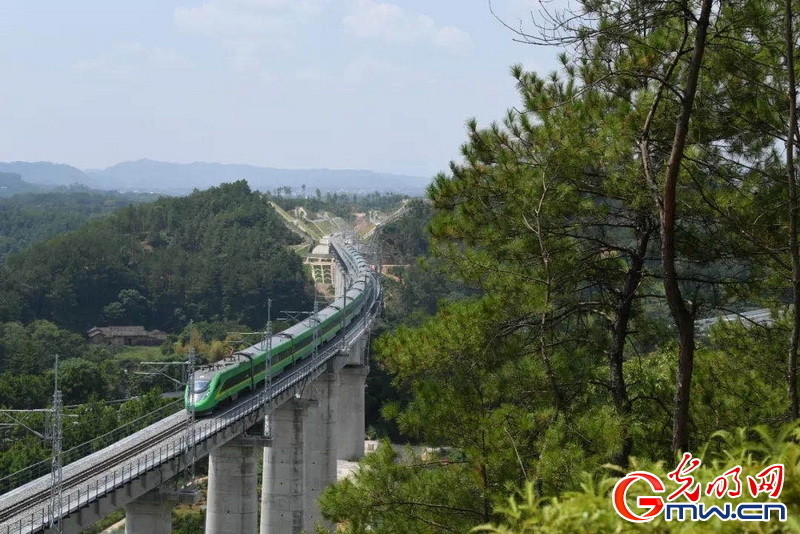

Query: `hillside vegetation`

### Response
(0, 172, 39, 197)
(0, 189, 153, 262)
(319, 0, 800, 531)
(0, 181, 311, 331)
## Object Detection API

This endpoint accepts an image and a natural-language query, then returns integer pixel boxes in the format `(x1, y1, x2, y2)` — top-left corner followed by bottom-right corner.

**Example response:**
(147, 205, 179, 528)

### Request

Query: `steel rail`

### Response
(0, 236, 378, 534)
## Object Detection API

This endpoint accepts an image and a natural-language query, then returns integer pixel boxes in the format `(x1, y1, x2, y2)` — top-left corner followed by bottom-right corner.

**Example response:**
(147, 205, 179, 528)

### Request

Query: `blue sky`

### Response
(0, 1, 560, 177)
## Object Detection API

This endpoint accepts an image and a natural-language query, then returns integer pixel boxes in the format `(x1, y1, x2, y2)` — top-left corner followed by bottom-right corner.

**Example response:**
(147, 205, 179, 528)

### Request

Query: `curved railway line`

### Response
(0, 421, 187, 524)
(0, 235, 380, 534)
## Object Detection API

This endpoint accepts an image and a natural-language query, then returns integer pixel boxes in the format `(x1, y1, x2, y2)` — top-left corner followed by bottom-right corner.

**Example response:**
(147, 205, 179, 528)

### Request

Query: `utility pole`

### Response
(183, 348, 197, 490)
(313, 293, 320, 361)
(48, 355, 63, 533)
(341, 271, 350, 351)
(376, 230, 383, 282)
(263, 298, 273, 438)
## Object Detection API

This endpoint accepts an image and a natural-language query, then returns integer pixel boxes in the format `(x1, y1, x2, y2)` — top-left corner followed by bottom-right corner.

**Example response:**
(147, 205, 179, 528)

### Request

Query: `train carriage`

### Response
(184, 236, 371, 413)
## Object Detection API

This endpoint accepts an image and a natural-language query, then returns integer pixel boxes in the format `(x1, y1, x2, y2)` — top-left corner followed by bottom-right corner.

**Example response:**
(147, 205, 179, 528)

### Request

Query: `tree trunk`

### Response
(785, 0, 800, 420)
(540, 310, 564, 413)
(661, 0, 714, 455)
(610, 219, 653, 465)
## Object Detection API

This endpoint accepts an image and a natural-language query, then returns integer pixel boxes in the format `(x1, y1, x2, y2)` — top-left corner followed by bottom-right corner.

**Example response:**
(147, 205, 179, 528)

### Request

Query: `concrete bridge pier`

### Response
(124, 490, 173, 534)
(336, 364, 369, 461)
(205, 437, 260, 534)
(302, 372, 338, 530)
(260, 398, 314, 534)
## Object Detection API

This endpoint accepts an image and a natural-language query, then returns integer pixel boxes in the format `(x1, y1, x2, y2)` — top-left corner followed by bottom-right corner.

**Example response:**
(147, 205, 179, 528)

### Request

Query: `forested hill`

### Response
(0, 189, 154, 262)
(0, 181, 311, 332)
(0, 172, 39, 197)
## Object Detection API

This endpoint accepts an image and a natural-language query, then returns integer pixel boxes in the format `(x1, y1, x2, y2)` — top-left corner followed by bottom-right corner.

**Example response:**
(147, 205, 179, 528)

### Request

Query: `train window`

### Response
(193, 380, 211, 393)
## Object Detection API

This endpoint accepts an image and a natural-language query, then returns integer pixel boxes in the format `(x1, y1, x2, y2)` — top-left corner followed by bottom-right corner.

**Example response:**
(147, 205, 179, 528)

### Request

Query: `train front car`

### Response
(184, 370, 220, 413)
(181, 234, 373, 414)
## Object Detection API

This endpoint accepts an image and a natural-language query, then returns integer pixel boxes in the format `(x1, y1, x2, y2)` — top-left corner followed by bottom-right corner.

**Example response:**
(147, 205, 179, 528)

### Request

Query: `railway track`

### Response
(0, 239, 379, 533)
(0, 320, 377, 533)
(0, 419, 186, 525)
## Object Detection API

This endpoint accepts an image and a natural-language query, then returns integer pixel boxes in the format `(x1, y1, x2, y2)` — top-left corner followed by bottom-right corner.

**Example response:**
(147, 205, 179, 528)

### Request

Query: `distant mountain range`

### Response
(0, 159, 430, 196)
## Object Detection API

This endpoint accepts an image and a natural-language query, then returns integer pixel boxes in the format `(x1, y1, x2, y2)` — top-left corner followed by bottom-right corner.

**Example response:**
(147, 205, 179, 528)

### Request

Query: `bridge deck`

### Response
(0, 238, 378, 534)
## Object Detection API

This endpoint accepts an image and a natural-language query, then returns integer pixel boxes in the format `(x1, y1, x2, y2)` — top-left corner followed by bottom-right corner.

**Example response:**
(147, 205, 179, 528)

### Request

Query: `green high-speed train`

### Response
(184, 239, 372, 413)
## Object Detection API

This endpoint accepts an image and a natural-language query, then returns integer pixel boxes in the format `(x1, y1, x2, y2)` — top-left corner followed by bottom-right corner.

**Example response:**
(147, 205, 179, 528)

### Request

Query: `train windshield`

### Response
(192, 380, 210, 393)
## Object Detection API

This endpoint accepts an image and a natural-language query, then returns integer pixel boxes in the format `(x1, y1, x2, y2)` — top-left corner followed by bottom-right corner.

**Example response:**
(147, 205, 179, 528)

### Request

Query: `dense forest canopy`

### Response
(376, 199, 432, 264)
(0, 316, 186, 485)
(0, 188, 154, 262)
(319, 0, 800, 531)
(0, 181, 318, 491)
(0, 181, 311, 331)
(8, 0, 800, 527)
(0, 172, 39, 198)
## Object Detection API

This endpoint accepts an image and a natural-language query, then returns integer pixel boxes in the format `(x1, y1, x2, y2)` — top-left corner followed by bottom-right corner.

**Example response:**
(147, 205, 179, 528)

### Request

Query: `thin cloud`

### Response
(343, 56, 400, 84)
(174, 0, 326, 70)
(342, 0, 473, 54)
(73, 43, 188, 82)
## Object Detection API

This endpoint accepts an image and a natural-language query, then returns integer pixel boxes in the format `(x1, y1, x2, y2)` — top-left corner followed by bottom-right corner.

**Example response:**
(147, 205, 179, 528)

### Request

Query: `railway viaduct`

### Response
(0, 235, 378, 534)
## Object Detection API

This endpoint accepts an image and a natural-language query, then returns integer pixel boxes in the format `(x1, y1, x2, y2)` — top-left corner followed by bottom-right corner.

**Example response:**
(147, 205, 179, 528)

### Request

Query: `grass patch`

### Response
(113, 346, 168, 362)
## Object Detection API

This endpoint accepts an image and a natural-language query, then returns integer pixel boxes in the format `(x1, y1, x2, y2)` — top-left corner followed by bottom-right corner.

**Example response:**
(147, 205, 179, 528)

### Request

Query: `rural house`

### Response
(86, 326, 168, 346)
